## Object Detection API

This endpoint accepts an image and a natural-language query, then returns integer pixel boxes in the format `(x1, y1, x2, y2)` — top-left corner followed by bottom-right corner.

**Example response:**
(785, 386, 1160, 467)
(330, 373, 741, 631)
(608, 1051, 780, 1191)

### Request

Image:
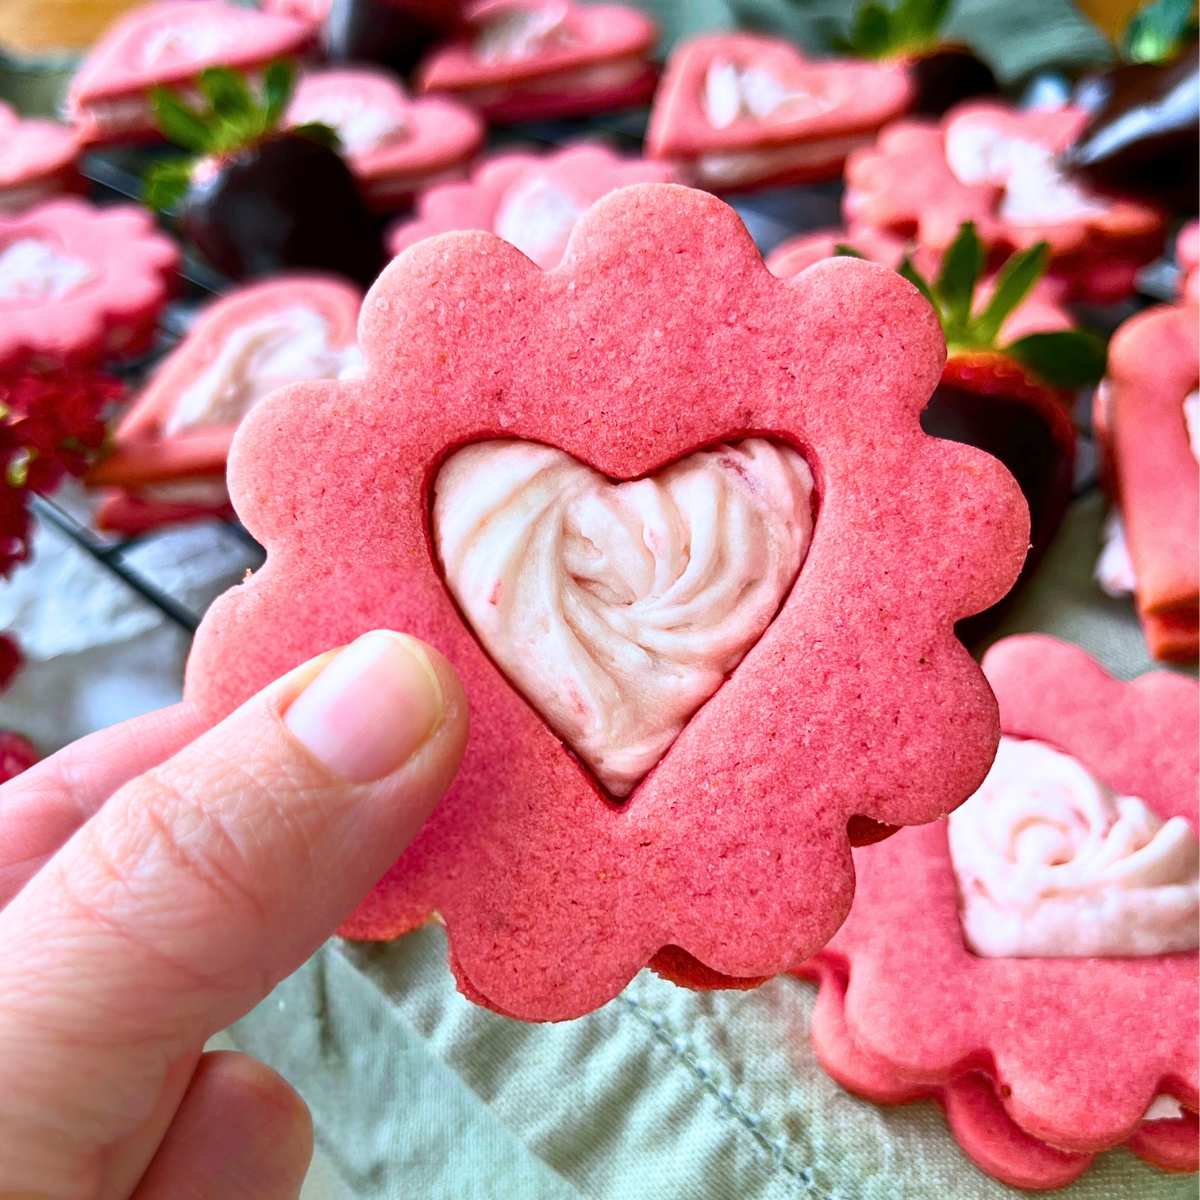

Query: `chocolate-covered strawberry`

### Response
(325, 0, 466, 77)
(1064, 2, 1198, 211)
(834, 0, 998, 114)
(145, 62, 386, 287)
(880, 224, 1105, 636)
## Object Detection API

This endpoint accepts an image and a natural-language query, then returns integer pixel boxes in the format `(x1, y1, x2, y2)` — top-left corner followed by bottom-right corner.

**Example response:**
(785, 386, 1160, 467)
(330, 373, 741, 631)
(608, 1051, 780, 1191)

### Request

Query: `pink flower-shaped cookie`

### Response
(646, 33, 912, 192)
(416, 0, 657, 122)
(796, 635, 1199, 1190)
(186, 183, 1027, 1021)
(89, 275, 362, 534)
(0, 102, 80, 215)
(286, 69, 484, 211)
(0, 198, 179, 369)
(66, 0, 314, 145)
(386, 142, 678, 268)
(844, 101, 1165, 302)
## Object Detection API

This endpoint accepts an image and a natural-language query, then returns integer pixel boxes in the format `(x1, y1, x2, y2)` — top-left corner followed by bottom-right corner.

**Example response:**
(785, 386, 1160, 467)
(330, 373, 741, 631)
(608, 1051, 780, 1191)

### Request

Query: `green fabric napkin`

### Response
(230, 492, 1195, 1199)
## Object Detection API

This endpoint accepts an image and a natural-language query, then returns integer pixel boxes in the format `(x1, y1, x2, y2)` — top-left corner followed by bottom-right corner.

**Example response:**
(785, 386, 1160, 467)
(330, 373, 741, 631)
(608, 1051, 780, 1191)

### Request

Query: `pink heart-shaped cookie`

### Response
(416, 1, 658, 122)
(89, 275, 361, 533)
(0, 102, 80, 214)
(844, 101, 1165, 300)
(387, 143, 678, 269)
(286, 69, 484, 211)
(66, 0, 314, 144)
(647, 33, 912, 191)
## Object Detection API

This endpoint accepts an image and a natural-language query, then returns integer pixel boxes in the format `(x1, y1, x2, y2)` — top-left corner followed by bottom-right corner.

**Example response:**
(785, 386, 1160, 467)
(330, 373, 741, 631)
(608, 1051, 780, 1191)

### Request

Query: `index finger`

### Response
(0, 702, 205, 907)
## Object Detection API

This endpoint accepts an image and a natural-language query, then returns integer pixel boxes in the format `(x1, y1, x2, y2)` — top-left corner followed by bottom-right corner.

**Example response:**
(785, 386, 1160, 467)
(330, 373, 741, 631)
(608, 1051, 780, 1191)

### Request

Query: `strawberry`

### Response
(0, 731, 38, 783)
(144, 61, 385, 286)
(857, 222, 1106, 637)
(326, 0, 467, 76)
(832, 0, 998, 114)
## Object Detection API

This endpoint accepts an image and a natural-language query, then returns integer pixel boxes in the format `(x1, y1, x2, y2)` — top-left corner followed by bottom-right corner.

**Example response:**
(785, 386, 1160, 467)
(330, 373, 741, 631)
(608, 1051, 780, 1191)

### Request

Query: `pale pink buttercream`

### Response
(949, 736, 1199, 958)
(433, 437, 814, 797)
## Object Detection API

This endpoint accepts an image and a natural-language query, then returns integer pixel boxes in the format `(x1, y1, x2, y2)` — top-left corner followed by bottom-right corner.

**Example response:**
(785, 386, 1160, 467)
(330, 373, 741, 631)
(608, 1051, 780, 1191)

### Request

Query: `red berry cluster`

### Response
(0, 363, 123, 580)
(0, 364, 122, 780)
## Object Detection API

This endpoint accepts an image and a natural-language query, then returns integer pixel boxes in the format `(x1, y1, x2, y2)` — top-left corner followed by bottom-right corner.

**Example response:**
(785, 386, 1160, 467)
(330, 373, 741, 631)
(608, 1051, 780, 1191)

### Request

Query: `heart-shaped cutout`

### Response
(433, 437, 815, 797)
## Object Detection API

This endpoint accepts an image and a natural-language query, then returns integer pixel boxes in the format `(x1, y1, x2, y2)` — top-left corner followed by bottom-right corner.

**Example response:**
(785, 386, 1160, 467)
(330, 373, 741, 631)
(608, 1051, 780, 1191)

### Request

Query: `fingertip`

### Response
(133, 1051, 313, 1200)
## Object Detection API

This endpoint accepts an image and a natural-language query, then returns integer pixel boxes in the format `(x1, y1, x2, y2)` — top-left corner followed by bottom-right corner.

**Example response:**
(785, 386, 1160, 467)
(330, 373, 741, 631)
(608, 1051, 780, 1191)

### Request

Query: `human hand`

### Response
(0, 631, 468, 1199)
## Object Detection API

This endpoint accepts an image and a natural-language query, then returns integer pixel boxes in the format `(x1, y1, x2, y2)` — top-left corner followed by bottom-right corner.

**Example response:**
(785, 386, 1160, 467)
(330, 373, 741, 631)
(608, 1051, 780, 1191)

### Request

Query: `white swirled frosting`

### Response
(475, 5, 572, 63)
(164, 306, 362, 435)
(1184, 388, 1199, 463)
(434, 438, 814, 796)
(0, 238, 92, 303)
(493, 174, 584, 268)
(944, 124, 1106, 225)
(949, 736, 1199, 957)
(702, 60, 826, 130)
(290, 95, 408, 154)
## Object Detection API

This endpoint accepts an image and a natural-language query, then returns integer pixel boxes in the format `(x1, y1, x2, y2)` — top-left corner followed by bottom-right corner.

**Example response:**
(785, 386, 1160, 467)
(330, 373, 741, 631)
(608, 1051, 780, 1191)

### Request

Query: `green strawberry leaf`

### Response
(1005, 330, 1107, 390)
(842, 0, 954, 56)
(291, 121, 341, 151)
(1123, 0, 1197, 63)
(934, 221, 984, 335)
(198, 67, 258, 125)
(833, 243, 866, 257)
(143, 156, 194, 213)
(849, 4, 893, 56)
(970, 241, 1049, 345)
(898, 254, 937, 308)
(892, 0, 952, 43)
(263, 59, 297, 129)
(149, 88, 214, 154)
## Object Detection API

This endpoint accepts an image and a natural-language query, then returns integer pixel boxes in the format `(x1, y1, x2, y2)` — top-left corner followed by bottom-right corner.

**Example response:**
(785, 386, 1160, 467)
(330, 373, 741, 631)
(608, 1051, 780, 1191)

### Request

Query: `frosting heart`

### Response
(434, 437, 814, 796)
(948, 735, 1200, 958)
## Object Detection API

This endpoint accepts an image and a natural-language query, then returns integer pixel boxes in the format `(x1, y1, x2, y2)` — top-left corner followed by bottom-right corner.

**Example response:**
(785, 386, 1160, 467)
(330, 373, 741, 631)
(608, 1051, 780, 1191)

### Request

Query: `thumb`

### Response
(0, 630, 467, 1199)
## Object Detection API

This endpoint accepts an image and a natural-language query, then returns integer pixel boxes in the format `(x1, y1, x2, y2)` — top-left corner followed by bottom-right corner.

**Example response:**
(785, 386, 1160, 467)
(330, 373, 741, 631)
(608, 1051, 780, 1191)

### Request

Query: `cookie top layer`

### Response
(812, 635, 1199, 1151)
(647, 33, 912, 158)
(186, 182, 1028, 1021)
(386, 143, 678, 268)
(91, 274, 361, 487)
(0, 198, 178, 367)
(67, 0, 312, 109)
(286, 69, 483, 182)
(418, 1, 655, 92)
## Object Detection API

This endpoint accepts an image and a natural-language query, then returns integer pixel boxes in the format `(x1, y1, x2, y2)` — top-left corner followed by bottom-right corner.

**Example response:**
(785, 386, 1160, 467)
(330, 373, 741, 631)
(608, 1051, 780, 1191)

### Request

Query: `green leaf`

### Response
(833, 243, 866, 258)
(934, 222, 984, 334)
(1005, 330, 1107, 390)
(198, 67, 257, 124)
(291, 121, 341, 151)
(849, 3, 893, 56)
(1123, 0, 1197, 63)
(143, 156, 194, 212)
(899, 0, 953, 41)
(262, 59, 296, 129)
(150, 87, 214, 153)
(898, 254, 937, 309)
(970, 242, 1049, 346)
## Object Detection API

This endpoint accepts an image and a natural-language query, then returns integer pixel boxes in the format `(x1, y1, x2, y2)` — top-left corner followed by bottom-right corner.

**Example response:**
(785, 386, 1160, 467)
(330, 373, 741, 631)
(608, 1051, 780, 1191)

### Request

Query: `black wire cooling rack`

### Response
(37, 98, 1140, 641)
